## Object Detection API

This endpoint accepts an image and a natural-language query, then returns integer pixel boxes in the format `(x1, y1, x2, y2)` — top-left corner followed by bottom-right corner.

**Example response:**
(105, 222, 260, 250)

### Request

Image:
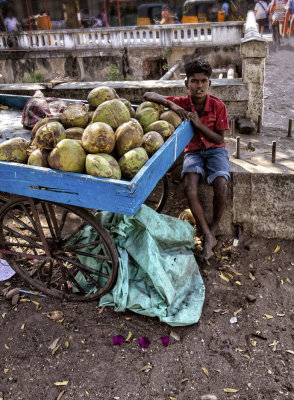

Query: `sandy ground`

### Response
(0, 38, 294, 400)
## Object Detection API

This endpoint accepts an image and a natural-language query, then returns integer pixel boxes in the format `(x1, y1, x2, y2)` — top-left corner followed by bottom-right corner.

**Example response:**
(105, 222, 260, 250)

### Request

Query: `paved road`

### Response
(263, 36, 294, 130)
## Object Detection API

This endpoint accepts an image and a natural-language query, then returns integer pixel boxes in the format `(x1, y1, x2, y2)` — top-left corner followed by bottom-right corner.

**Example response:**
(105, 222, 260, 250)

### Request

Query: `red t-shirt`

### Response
(165, 94, 229, 152)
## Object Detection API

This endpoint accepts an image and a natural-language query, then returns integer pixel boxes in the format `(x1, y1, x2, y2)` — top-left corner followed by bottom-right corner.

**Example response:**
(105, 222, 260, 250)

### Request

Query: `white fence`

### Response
(0, 22, 244, 51)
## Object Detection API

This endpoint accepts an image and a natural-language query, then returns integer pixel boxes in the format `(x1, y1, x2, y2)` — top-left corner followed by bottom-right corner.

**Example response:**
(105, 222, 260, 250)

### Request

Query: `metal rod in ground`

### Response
(257, 115, 262, 133)
(272, 141, 276, 163)
(236, 136, 241, 159)
(287, 119, 292, 137)
(230, 118, 235, 137)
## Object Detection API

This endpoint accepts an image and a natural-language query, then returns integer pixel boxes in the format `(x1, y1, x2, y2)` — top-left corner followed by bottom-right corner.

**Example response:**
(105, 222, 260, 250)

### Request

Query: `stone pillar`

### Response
(241, 11, 268, 125)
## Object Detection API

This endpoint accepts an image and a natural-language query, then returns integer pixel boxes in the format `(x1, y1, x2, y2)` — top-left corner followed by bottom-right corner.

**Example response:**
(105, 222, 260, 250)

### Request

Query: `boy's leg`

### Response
(211, 176, 228, 236)
(182, 151, 216, 260)
(183, 172, 217, 260)
(206, 147, 230, 236)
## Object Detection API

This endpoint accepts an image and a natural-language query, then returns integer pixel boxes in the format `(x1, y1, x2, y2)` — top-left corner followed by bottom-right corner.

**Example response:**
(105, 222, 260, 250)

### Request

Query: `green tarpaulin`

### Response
(75, 205, 205, 326)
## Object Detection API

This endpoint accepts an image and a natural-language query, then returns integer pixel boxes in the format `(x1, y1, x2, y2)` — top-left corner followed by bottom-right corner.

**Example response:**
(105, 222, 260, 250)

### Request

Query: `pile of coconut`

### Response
(0, 86, 182, 181)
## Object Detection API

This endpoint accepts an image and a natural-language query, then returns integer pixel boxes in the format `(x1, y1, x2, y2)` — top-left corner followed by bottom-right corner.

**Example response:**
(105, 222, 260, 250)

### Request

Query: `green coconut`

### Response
(48, 139, 86, 173)
(142, 131, 164, 156)
(82, 122, 115, 154)
(60, 103, 89, 129)
(118, 98, 132, 112)
(130, 118, 143, 130)
(87, 86, 119, 110)
(118, 147, 149, 180)
(31, 116, 61, 143)
(136, 101, 164, 115)
(115, 120, 144, 157)
(32, 121, 66, 150)
(86, 153, 121, 180)
(136, 107, 159, 132)
(167, 122, 175, 135)
(65, 127, 84, 140)
(145, 120, 173, 140)
(28, 148, 49, 167)
(0, 137, 29, 163)
(88, 111, 95, 120)
(130, 107, 136, 118)
(92, 99, 130, 130)
(160, 110, 182, 128)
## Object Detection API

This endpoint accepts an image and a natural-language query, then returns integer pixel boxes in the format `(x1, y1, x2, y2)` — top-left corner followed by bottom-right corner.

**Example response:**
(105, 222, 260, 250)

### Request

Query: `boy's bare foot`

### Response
(200, 233, 217, 260)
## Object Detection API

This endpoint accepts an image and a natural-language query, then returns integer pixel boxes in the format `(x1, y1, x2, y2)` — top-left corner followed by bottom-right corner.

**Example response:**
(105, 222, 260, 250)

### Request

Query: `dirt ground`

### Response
(1, 39, 294, 400)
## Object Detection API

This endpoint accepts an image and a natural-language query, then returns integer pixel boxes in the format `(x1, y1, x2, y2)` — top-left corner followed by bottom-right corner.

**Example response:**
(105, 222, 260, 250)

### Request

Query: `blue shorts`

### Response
(182, 147, 230, 185)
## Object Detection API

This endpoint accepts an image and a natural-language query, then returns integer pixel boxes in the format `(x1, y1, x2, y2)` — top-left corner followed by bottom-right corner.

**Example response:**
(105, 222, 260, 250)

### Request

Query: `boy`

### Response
(143, 58, 230, 260)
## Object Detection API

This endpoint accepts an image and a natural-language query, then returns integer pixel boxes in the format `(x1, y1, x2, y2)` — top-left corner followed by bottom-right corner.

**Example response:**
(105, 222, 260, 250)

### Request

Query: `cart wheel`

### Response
(144, 175, 169, 213)
(0, 196, 118, 301)
(0, 192, 10, 207)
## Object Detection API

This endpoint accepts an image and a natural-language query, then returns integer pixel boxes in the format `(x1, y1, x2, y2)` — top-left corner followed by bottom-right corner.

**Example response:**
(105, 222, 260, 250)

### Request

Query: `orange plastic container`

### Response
(36, 16, 52, 30)
(217, 9, 226, 22)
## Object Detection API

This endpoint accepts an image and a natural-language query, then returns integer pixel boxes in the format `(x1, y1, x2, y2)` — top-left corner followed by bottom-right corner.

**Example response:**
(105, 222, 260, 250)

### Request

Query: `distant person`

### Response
(254, 0, 268, 36)
(92, 14, 103, 27)
(283, 0, 294, 36)
(160, 7, 174, 24)
(174, 14, 181, 24)
(221, 2, 230, 19)
(4, 10, 21, 32)
(268, 0, 288, 37)
(101, 12, 109, 27)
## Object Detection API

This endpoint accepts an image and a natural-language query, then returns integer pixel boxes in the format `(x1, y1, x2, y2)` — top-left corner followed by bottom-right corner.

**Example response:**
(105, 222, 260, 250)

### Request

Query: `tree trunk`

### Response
(63, 0, 80, 29)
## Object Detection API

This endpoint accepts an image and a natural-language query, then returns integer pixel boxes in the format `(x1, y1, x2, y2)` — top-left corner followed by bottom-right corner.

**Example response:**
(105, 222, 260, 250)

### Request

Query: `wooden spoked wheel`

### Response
(0, 197, 119, 301)
(144, 175, 169, 213)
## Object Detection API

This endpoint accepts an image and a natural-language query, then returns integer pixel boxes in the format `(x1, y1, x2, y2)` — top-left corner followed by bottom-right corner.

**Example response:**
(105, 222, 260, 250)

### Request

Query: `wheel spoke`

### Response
(71, 249, 111, 261)
(29, 199, 52, 258)
(63, 222, 87, 243)
(0, 248, 48, 260)
(55, 260, 86, 295)
(56, 209, 69, 240)
(4, 226, 44, 249)
(56, 254, 110, 279)
(41, 202, 57, 240)
(64, 239, 103, 251)
(7, 212, 38, 236)
(4, 242, 43, 249)
(30, 259, 47, 278)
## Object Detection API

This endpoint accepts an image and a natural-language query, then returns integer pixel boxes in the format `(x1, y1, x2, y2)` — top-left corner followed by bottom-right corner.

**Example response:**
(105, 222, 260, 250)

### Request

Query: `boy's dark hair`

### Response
(184, 58, 212, 79)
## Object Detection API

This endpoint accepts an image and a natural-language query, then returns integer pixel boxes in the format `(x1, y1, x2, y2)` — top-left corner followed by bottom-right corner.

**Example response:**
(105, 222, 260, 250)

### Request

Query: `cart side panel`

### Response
(131, 121, 194, 211)
(0, 163, 138, 215)
(0, 93, 194, 215)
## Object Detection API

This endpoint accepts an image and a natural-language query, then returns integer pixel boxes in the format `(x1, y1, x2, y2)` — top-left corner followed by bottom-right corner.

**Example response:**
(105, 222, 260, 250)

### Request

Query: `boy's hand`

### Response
(188, 111, 201, 128)
(168, 102, 189, 121)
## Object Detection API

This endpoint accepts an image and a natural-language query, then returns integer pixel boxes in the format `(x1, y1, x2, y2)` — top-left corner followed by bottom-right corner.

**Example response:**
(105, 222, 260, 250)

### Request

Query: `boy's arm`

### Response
(189, 112, 225, 145)
(143, 92, 189, 120)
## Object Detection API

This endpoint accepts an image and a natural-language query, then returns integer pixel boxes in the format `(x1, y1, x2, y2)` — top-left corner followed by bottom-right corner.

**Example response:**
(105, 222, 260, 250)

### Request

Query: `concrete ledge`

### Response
(0, 79, 249, 118)
(198, 172, 294, 240)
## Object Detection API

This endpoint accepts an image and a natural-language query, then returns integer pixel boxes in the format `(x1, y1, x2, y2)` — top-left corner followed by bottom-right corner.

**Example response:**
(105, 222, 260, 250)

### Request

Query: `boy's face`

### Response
(185, 72, 210, 102)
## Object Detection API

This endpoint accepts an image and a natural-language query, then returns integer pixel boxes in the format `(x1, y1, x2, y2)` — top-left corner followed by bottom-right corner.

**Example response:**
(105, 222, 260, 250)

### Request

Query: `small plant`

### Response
(23, 69, 44, 83)
(162, 63, 169, 72)
(105, 64, 124, 81)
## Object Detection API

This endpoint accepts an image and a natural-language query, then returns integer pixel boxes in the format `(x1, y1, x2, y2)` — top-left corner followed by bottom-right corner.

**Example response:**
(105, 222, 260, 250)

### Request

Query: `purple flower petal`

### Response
(139, 337, 150, 349)
(160, 336, 170, 347)
(113, 335, 124, 345)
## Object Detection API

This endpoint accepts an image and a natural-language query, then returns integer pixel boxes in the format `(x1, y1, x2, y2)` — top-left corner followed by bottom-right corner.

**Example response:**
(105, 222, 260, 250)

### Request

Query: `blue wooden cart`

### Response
(0, 94, 194, 301)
